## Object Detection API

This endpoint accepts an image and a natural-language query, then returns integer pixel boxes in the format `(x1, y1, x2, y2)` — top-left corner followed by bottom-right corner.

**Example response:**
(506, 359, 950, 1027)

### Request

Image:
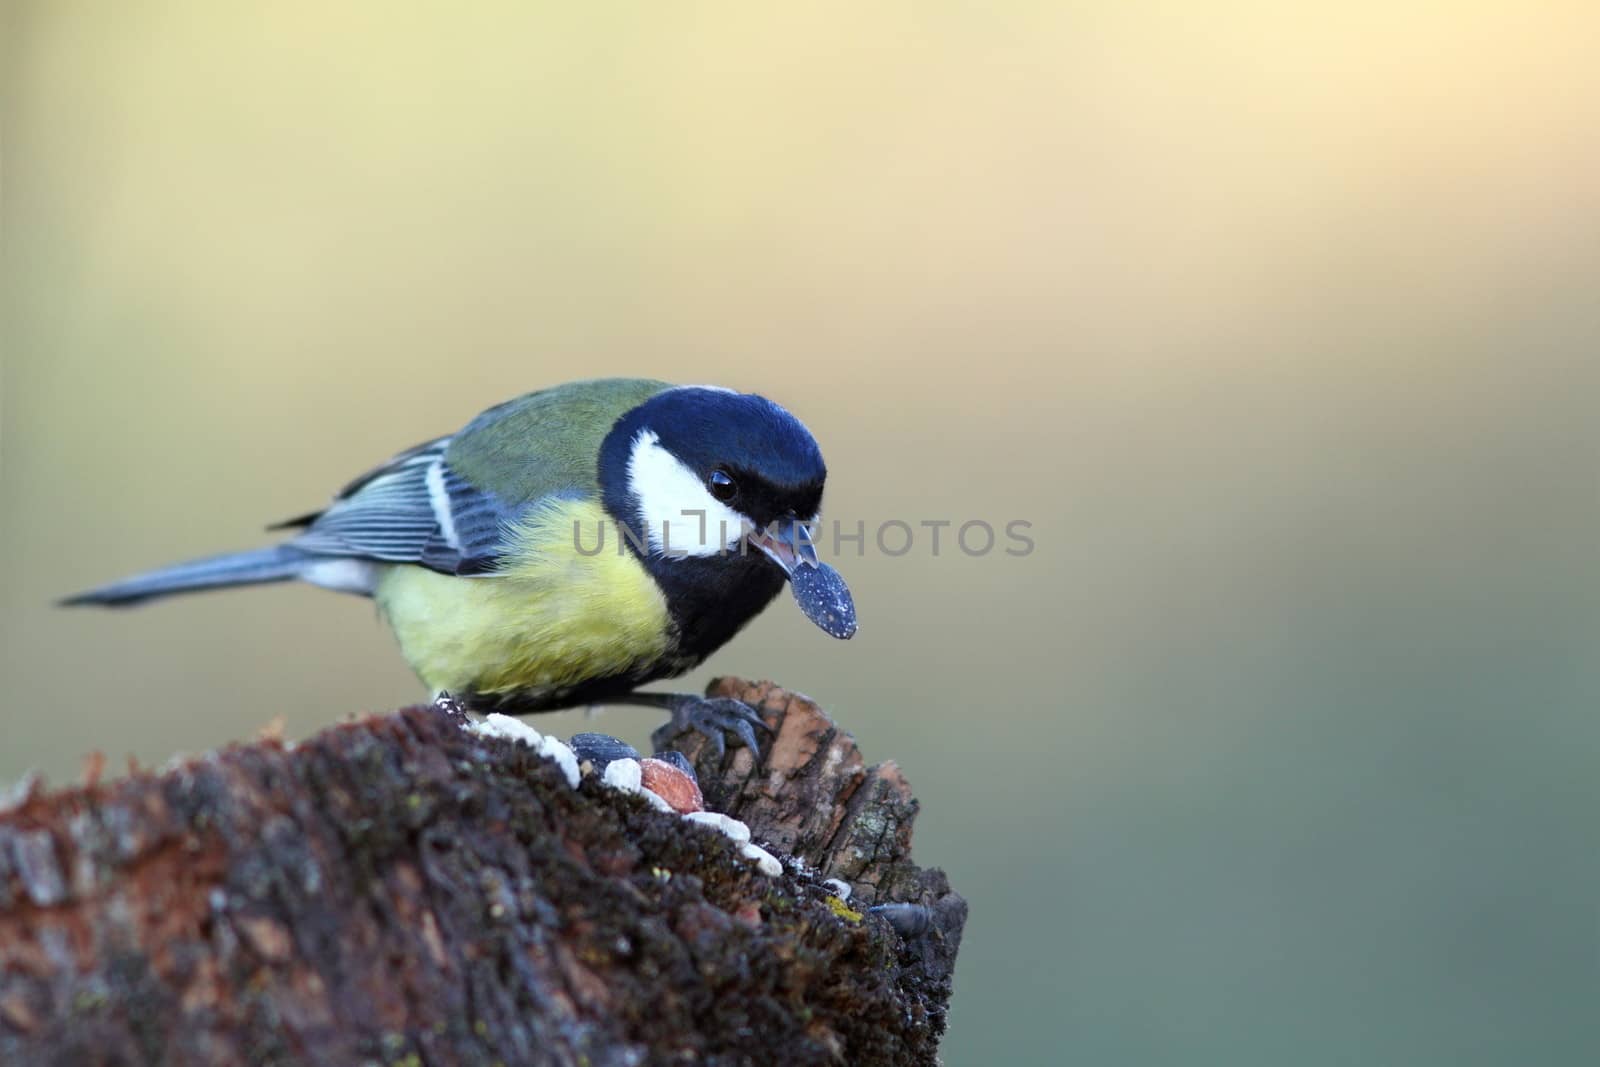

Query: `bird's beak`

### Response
(746, 516, 819, 576)
(749, 516, 857, 639)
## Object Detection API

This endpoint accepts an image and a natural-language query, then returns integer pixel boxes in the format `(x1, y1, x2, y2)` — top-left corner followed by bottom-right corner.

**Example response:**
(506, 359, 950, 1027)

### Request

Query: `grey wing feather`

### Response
(287, 437, 509, 575)
(268, 435, 452, 530)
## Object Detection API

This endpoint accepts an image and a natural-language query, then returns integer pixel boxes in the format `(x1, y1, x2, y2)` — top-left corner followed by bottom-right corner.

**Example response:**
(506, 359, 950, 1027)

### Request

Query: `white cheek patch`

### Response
(626, 430, 747, 557)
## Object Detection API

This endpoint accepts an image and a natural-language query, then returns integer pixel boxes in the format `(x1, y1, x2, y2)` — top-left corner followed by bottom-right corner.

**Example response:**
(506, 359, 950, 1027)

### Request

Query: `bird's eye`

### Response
(707, 469, 738, 503)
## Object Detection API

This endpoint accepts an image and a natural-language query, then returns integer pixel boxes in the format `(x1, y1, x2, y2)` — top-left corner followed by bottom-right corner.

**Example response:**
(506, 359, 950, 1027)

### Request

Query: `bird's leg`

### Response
(609, 691, 770, 763)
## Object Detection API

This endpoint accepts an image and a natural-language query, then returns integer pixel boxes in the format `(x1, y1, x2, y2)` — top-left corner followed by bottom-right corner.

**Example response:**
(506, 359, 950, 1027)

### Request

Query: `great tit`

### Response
(63, 378, 857, 755)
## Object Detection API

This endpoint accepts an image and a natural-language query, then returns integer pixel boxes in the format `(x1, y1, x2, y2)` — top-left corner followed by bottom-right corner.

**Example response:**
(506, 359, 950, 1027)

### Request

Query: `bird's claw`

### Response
(669, 697, 769, 763)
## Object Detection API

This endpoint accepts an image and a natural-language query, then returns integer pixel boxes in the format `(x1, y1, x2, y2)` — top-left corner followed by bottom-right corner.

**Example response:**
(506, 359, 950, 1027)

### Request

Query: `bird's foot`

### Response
(662, 696, 769, 763)
(604, 691, 770, 763)
(609, 691, 769, 763)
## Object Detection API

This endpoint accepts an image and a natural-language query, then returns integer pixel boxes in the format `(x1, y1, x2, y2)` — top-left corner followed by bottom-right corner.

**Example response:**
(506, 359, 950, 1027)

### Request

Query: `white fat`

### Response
(535, 736, 580, 788)
(640, 788, 676, 814)
(601, 757, 677, 811)
(684, 810, 751, 843)
(626, 429, 747, 557)
(470, 713, 543, 745)
(602, 758, 643, 792)
(740, 843, 783, 878)
(468, 715, 579, 788)
(300, 558, 378, 594)
(425, 458, 460, 549)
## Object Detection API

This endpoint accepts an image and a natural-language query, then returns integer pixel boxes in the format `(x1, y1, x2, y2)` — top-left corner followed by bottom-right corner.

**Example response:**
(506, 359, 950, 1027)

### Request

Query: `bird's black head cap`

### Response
(600, 386, 827, 529)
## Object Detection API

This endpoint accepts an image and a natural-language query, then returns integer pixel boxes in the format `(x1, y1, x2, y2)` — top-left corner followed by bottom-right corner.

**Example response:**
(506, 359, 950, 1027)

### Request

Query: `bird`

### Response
(62, 378, 857, 757)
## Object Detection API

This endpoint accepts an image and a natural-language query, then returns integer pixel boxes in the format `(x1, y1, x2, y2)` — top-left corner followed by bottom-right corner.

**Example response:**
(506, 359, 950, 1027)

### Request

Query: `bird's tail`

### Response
(60, 545, 308, 607)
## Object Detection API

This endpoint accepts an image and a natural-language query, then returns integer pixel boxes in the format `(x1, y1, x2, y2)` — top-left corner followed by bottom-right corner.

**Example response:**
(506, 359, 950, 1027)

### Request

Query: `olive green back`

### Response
(445, 378, 670, 504)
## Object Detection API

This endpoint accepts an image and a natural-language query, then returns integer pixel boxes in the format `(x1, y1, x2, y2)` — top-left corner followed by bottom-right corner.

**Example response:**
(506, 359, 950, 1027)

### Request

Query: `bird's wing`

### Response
(278, 379, 673, 578)
(267, 435, 454, 531)
(285, 437, 510, 575)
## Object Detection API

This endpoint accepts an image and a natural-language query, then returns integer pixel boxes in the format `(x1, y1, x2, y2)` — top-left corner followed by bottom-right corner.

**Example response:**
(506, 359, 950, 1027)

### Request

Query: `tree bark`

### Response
(0, 679, 965, 1066)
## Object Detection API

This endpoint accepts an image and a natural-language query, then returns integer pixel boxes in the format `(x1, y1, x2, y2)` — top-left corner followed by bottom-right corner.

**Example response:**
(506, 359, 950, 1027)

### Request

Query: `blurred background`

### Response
(4, 3, 1599, 1062)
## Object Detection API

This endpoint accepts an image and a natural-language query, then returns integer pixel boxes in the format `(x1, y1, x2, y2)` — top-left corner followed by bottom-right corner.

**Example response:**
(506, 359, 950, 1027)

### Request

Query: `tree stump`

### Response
(0, 678, 966, 1065)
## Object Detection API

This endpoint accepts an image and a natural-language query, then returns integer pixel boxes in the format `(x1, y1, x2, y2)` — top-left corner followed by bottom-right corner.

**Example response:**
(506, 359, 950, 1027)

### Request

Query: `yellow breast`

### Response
(374, 498, 672, 701)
